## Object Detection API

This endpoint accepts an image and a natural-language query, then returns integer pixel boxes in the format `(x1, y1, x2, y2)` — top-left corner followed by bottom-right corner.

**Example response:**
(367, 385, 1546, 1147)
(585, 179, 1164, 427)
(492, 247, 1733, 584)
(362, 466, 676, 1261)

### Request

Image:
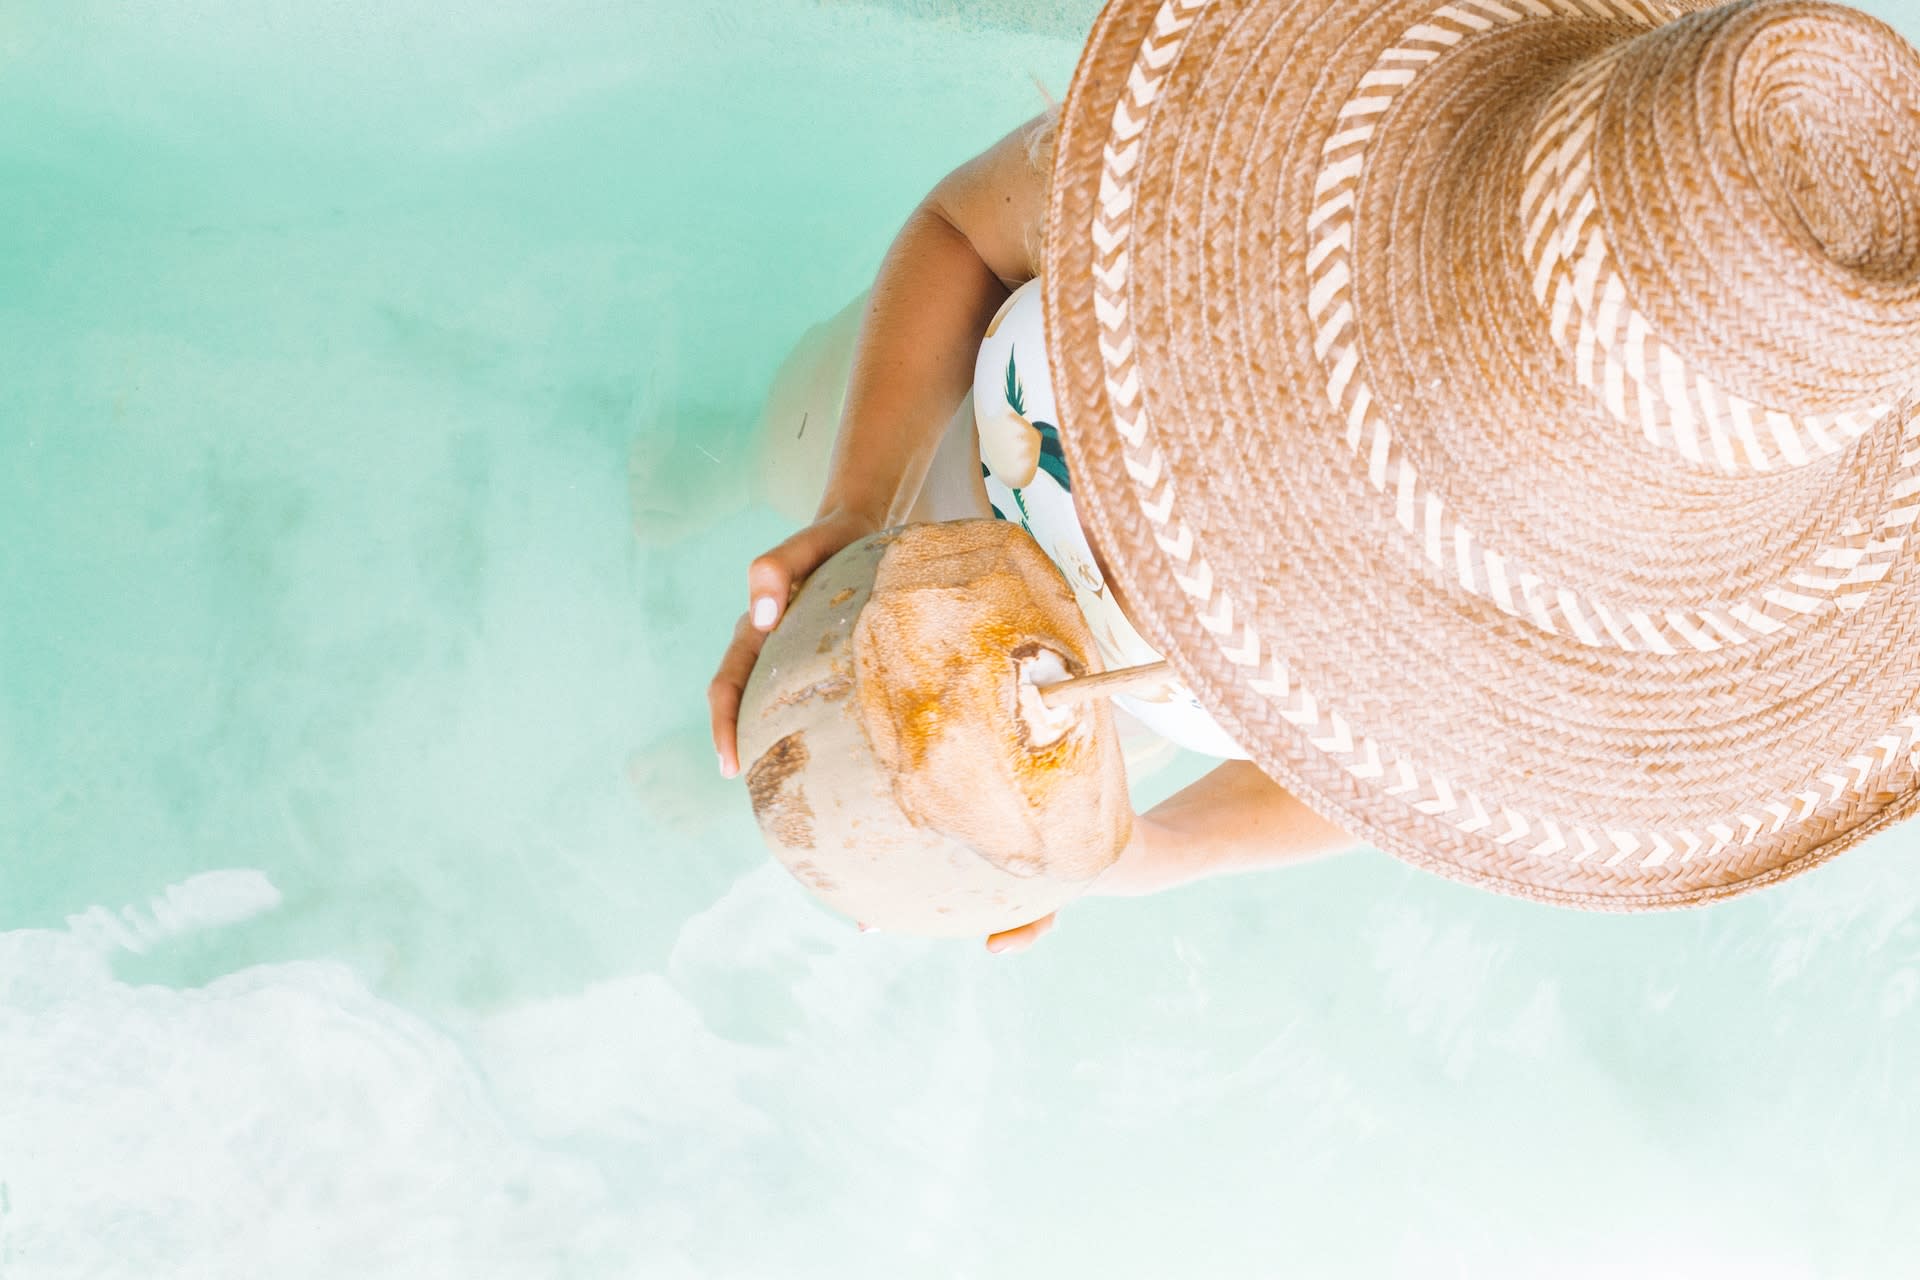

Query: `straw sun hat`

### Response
(1040, 0, 1920, 908)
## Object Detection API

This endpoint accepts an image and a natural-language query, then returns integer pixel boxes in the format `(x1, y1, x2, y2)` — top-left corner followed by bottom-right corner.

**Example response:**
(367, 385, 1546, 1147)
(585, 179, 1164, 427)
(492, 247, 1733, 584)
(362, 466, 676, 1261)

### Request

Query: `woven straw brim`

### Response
(1043, 0, 1920, 908)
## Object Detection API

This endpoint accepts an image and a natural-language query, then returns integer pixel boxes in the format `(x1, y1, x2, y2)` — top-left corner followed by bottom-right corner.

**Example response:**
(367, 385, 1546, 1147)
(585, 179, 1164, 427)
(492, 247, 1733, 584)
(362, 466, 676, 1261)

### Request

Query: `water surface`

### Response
(3, 0, 1919, 1275)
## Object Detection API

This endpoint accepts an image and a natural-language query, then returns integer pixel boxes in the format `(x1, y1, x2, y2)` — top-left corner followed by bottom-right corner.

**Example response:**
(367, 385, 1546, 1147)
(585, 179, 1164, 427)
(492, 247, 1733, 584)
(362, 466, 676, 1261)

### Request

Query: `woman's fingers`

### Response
(747, 512, 877, 633)
(708, 610, 769, 778)
(985, 911, 1057, 954)
(746, 554, 789, 631)
(747, 532, 821, 633)
(721, 512, 884, 777)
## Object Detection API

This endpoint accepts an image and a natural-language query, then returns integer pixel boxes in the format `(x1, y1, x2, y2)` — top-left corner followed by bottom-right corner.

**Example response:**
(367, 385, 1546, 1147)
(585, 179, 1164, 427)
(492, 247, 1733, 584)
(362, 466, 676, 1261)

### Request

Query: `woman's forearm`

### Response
(817, 201, 1011, 528)
(1093, 761, 1366, 898)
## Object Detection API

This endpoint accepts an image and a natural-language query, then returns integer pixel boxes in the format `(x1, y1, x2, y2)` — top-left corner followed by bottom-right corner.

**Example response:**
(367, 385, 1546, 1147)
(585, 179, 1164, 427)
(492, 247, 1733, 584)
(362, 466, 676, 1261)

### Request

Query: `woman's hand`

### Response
(709, 507, 882, 778)
(984, 909, 1058, 955)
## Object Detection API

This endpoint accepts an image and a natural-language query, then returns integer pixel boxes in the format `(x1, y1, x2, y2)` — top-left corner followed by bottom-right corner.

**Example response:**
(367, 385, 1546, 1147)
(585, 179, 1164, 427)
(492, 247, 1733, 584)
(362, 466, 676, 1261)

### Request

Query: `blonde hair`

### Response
(1022, 97, 1064, 272)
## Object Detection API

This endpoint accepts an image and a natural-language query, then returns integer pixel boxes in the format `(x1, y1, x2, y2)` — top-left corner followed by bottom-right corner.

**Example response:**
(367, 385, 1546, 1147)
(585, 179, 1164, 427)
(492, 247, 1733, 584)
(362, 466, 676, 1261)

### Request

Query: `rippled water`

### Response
(4, 0, 1920, 1275)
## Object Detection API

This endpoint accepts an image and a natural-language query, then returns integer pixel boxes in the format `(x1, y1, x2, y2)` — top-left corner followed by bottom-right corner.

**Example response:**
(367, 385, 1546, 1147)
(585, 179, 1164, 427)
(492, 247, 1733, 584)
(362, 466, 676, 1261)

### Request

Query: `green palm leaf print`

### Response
(1002, 350, 1073, 493)
(1003, 350, 1025, 417)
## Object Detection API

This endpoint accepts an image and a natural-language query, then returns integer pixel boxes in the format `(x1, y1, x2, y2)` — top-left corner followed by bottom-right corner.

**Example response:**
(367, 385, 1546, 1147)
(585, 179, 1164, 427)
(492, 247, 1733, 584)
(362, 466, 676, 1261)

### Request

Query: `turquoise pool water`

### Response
(4, 0, 1920, 1275)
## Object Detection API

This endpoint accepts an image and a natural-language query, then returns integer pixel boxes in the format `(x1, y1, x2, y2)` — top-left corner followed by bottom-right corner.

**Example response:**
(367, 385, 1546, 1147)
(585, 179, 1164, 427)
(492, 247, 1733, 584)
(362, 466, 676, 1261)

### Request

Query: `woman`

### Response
(707, 102, 1362, 955)
(717, 0, 1920, 947)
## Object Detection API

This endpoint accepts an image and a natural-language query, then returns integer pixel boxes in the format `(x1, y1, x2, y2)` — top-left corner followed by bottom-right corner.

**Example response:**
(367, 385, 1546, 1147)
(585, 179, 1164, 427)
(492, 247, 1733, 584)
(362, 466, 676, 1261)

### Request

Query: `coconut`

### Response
(736, 518, 1133, 938)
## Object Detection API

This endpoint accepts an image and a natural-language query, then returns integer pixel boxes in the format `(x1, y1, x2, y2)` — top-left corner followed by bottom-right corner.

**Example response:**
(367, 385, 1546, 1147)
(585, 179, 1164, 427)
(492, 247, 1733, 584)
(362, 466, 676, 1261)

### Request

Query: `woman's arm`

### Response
(711, 110, 1055, 776)
(1092, 760, 1366, 898)
(812, 108, 1054, 532)
(985, 760, 1363, 952)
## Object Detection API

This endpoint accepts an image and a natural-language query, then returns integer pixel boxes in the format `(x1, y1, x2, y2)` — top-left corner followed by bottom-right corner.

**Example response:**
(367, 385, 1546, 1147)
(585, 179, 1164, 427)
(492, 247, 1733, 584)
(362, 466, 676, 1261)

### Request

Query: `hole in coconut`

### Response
(1014, 646, 1079, 750)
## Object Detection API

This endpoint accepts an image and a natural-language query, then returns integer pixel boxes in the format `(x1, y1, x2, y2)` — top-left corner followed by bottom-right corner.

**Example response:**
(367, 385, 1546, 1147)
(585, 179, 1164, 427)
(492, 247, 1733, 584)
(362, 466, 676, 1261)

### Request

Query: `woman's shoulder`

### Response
(927, 104, 1057, 291)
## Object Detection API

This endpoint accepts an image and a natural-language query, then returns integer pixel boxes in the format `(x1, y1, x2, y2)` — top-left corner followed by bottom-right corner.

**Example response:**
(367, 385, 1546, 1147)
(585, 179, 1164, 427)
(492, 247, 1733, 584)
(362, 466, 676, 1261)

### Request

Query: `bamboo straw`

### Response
(1035, 660, 1171, 710)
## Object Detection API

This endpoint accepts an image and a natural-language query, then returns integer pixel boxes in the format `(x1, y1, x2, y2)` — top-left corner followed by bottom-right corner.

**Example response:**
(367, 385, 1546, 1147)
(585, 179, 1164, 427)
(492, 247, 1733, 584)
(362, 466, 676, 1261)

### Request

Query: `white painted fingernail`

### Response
(752, 597, 778, 628)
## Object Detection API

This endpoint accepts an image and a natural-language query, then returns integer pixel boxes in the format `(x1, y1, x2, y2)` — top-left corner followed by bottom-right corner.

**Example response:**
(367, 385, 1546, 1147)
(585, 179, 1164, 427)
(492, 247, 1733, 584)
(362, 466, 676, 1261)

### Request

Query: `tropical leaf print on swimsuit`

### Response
(979, 349, 1070, 494)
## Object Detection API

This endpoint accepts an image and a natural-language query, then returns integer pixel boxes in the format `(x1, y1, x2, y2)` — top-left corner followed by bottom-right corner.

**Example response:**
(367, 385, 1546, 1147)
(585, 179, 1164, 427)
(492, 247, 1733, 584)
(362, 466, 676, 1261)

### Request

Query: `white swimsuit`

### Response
(973, 276, 1250, 761)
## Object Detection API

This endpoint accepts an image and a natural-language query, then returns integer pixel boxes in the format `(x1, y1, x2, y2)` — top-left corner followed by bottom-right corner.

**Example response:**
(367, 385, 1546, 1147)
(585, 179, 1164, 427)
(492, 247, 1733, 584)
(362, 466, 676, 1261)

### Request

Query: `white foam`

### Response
(62, 870, 282, 956)
(0, 927, 697, 1279)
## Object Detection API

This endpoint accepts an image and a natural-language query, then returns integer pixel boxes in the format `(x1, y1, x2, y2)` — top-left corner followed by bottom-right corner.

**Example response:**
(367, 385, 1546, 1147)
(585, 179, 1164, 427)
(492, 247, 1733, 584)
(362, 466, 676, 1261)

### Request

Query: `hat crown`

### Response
(1531, 0, 1920, 425)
